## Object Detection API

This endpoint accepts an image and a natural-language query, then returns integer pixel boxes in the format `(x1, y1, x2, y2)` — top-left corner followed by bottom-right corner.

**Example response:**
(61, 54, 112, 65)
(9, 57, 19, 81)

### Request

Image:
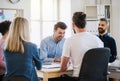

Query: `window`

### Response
(42, 0, 58, 38)
(31, 0, 72, 46)
(31, 0, 41, 46)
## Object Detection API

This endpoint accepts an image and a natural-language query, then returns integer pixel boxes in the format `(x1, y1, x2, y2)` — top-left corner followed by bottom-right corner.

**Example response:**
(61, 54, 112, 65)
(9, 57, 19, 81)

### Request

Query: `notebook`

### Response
(42, 63, 61, 69)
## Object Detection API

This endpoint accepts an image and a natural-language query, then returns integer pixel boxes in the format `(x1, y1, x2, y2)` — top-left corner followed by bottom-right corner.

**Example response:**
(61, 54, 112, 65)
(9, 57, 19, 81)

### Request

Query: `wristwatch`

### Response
(9, 0, 20, 4)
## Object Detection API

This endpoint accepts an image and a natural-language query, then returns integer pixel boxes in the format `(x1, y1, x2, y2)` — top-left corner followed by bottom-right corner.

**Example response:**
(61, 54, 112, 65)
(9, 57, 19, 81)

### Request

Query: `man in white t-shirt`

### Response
(60, 12, 104, 79)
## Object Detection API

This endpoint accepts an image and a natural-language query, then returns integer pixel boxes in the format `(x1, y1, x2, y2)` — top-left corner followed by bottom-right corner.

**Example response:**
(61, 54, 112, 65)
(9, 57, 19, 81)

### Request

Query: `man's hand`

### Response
(54, 58, 61, 62)
(60, 56, 69, 71)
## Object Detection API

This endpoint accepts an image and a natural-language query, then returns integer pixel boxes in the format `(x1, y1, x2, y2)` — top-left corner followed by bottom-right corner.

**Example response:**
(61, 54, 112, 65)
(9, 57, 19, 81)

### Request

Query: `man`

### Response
(60, 12, 103, 79)
(98, 18, 117, 63)
(40, 22, 67, 63)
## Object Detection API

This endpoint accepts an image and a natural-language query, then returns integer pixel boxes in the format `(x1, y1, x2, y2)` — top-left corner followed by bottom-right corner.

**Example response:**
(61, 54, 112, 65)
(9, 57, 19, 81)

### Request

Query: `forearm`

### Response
(0, 61, 5, 68)
(60, 56, 69, 71)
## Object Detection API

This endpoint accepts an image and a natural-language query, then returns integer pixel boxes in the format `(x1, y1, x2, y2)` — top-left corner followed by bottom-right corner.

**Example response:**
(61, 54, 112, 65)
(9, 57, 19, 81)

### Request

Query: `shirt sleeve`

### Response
(0, 52, 5, 68)
(32, 44, 42, 70)
(111, 38, 117, 56)
(40, 40, 54, 63)
(62, 39, 71, 57)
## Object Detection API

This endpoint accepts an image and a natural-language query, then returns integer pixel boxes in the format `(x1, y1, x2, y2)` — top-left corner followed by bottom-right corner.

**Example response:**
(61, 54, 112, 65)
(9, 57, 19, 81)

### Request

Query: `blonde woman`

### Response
(3, 17, 42, 81)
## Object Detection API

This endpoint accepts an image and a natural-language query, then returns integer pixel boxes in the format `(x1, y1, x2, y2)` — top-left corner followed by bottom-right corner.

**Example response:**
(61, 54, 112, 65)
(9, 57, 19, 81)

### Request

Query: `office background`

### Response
(0, 0, 120, 55)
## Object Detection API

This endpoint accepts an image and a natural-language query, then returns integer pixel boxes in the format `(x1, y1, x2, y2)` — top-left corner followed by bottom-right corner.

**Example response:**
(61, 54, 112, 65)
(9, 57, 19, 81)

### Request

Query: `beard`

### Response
(98, 28, 105, 34)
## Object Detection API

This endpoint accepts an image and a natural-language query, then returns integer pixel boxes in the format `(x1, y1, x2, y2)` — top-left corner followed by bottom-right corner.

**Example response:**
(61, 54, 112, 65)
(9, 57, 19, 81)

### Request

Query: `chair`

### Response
(78, 47, 110, 81)
(3, 76, 29, 81)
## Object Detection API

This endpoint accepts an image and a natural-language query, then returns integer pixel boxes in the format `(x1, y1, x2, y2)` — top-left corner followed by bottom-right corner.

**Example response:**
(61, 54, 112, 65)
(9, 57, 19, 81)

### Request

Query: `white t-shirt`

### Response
(62, 32, 104, 77)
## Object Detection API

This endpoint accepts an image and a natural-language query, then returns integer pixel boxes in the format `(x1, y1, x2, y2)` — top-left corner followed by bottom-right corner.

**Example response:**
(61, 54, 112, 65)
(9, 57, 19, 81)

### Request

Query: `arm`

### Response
(0, 60, 5, 69)
(40, 40, 54, 62)
(60, 39, 70, 71)
(0, 59, 5, 68)
(0, 49, 5, 68)
(109, 38, 117, 62)
(111, 38, 117, 56)
(33, 44, 42, 70)
(60, 56, 69, 71)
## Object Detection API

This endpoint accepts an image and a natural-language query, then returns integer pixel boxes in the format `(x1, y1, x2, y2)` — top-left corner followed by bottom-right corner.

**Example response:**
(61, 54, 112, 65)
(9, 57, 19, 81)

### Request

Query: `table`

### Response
(37, 68, 73, 81)
(37, 64, 120, 81)
(108, 70, 120, 81)
(108, 60, 120, 81)
(37, 64, 73, 81)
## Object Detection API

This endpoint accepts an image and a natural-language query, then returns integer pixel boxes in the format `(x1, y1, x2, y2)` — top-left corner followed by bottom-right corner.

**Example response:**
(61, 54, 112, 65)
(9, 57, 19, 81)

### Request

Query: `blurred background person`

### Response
(97, 18, 117, 63)
(97, 18, 117, 81)
(0, 20, 11, 81)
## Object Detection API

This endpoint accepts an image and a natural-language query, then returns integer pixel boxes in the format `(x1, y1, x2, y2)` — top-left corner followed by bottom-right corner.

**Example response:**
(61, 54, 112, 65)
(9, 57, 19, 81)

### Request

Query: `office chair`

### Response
(3, 76, 29, 81)
(78, 47, 110, 81)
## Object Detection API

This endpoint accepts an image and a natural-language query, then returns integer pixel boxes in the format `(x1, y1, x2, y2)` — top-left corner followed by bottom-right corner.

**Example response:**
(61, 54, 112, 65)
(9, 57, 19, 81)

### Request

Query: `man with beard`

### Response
(40, 22, 67, 64)
(98, 18, 117, 63)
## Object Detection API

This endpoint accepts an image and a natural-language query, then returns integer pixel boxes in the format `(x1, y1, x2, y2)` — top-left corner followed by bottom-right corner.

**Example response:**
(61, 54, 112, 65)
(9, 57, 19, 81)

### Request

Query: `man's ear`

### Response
(72, 22, 75, 29)
(106, 24, 109, 30)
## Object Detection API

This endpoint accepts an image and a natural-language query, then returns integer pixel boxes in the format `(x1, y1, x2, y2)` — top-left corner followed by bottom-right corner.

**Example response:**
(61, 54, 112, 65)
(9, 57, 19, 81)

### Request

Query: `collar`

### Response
(99, 33, 108, 38)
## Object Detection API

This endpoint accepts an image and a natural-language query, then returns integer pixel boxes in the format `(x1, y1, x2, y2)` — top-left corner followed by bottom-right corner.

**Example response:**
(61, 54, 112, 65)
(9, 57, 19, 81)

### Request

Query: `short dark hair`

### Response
(0, 20, 11, 35)
(54, 22, 67, 30)
(99, 18, 108, 24)
(72, 12, 86, 28)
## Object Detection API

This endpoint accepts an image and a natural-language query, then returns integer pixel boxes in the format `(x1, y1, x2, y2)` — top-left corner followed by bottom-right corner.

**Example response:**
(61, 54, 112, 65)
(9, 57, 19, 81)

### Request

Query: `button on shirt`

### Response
(40, 36, 65, 63)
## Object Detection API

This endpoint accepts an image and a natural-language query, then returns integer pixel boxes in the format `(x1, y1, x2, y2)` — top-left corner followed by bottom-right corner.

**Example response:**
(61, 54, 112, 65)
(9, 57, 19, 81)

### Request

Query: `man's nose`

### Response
(98, 25, 102, 28)
(61, 34, 65, 37)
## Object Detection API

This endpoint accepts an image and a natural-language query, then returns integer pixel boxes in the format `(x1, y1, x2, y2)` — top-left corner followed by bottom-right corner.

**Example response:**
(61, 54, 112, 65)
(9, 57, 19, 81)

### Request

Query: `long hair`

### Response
(4, 17, 30, 53)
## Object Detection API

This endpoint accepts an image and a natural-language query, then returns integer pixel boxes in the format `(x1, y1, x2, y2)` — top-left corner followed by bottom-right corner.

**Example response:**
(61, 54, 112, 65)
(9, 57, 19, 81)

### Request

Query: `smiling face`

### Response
(98, 20, 108, 34)
(53, 28, 65, 42)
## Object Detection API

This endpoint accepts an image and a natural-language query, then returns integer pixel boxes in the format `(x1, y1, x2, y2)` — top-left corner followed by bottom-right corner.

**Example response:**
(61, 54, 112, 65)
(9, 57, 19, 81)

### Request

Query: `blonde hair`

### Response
(4, 17, 30, 53)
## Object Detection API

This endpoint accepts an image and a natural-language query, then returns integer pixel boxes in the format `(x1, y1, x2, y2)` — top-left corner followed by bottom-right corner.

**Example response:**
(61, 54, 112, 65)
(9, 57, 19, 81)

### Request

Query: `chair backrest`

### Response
(3, 76, 29, 81)
(79, 47, 110, 81)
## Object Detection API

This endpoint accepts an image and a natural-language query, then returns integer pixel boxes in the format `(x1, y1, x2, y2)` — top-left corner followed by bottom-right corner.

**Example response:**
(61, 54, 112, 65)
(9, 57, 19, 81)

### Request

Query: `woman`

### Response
(3, 17, 42, 81)
(0, 21, 11, 81)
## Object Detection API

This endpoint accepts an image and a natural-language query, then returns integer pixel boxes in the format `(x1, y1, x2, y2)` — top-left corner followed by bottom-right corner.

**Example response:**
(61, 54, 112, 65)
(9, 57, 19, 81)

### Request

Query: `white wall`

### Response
(0, 0, 31, 21)
(59, 0, 72, 38)
(111, 0, 120, 54)
(1, 0, 120, 54)
(71, 0, 84, 14)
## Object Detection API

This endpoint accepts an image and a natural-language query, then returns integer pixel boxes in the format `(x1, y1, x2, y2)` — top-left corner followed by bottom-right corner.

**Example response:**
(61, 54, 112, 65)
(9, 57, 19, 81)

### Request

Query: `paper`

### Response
(42, 63, 60, 69)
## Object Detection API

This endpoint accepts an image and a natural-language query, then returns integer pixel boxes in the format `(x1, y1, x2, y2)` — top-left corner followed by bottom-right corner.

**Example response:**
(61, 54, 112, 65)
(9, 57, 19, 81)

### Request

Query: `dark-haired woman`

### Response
(0, 20, 11, 81)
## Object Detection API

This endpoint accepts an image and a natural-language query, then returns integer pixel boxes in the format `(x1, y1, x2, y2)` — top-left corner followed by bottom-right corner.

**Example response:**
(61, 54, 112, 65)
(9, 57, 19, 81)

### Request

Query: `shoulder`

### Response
(41, 36, 53, 42)
(106, 34, 116, 42)
(64, 36, 75, 44)
(86, 32, 99, 38)
(60, 38, 65, 43)
(23, 41, 37, 49)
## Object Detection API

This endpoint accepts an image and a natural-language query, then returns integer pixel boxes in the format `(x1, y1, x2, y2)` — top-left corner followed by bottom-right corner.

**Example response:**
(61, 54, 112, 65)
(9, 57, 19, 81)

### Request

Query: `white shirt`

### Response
(62, 32, 104, 77)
